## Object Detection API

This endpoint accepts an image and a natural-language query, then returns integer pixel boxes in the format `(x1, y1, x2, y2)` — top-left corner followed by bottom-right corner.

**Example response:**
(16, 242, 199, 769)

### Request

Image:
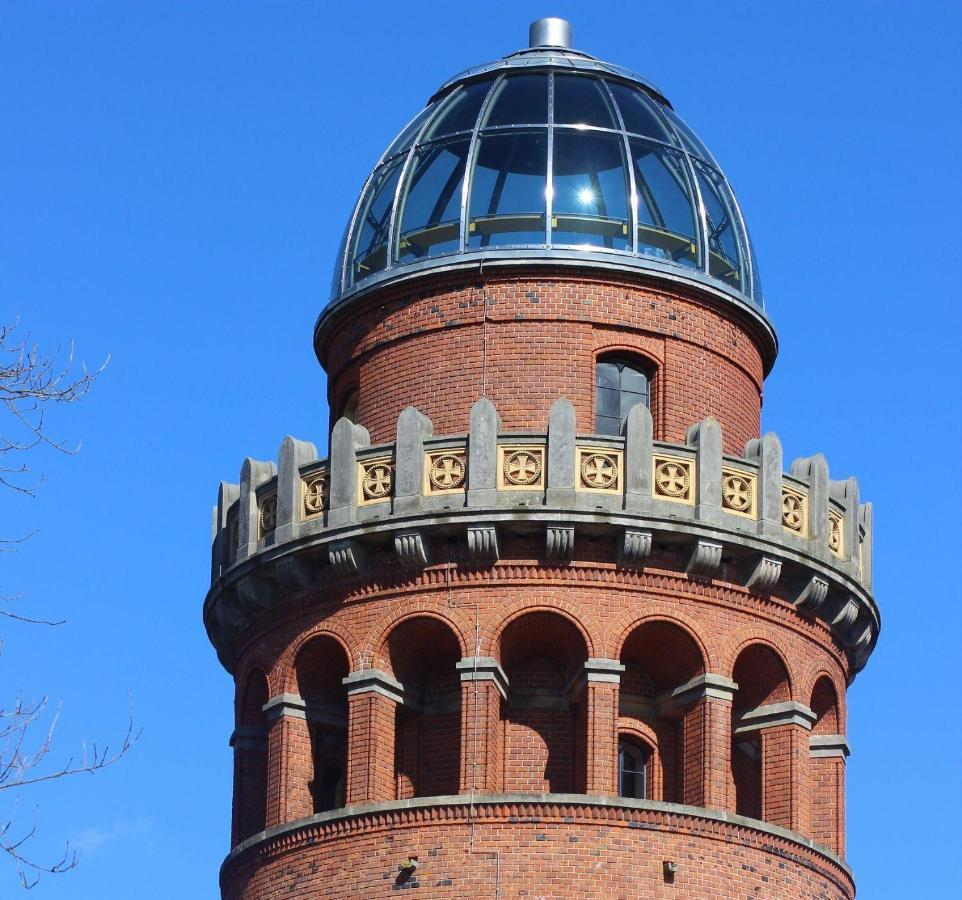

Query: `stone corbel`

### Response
(395, 530, 430, 569)
(618, 527, 652, 568)
(236, 574, 274, 615)
(545, 524, 574, 561)
(342, 669, 408, 707)
(466, 525, 499, 563)
(790, 574, 829, 615)
(329, 538, 365, 576)
(658, 673, 738, 715)
(743, 554, 782, 593)
(567, 658, 624, 700)
(275, 556, 319, 592)
(685, 539, 723, 577)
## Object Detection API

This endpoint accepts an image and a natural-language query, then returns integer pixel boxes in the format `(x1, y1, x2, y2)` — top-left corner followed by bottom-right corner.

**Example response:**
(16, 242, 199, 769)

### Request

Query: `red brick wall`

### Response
(317, 270, 769, 453)
(222, 802, 854, 900)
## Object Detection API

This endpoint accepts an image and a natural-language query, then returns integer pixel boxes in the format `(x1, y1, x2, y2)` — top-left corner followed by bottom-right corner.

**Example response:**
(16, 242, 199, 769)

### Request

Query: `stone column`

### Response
(810, 734, 849, 856)
(660, 674, 737, 810)
(734, 701, 816, 833)
(263, 694, 313, 826)
(457, 657, 508, 794)
(580, 659, 624, 796)
(343, 670, 403, 805)
(229, 725, 267, 844)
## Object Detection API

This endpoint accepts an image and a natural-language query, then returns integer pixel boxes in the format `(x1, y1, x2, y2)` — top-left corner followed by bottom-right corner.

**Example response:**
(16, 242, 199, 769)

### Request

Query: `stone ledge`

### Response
(223, 793, 853, 888)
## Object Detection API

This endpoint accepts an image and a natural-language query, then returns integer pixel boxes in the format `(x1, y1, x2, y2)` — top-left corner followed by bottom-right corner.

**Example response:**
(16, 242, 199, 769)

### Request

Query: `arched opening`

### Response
(387, 616, 462, 799)
(618, 736, 651, 800)
(595, 355, 653, 436)
(294, 636, 350, 814)
(232, 669, 269, 844)
(731, 644, 792, 823)
(618, 621, 705, 803)
(499, 611, 589, 793)
(809, 675, 844, 854)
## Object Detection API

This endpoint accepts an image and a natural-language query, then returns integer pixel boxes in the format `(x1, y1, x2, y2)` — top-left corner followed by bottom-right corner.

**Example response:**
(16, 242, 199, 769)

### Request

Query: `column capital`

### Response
(733, 700, 817, 735)
(809, 733, 850, 759)
(457, 657, 509, 700)
(659, 673, 738, 713)
(343, 669, 405, 705)
(229, 725, 267, 751)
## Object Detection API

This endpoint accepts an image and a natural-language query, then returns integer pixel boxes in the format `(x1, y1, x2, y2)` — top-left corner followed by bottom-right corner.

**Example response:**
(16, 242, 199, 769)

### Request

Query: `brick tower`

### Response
(204, 19, 878, 898)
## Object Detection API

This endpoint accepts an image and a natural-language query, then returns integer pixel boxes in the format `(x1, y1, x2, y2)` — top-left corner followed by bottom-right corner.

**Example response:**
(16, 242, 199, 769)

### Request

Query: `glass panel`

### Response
(695, 164, 745, 291)
(349, 157, 404, 284)
(748, 236, 764, 306)
(607, 82, 673, 143)
(661, 106, 717, 166)
(396, 139, 469, 262)
(621, 365, 649, 393)
(423, 80, 492, 139)
(329, 219, 351, 298)
(481, 75, 549, 127)
(597, 386, 620, 418)
(382, 102, 438, 161)
(629, 139, 698, 268)
(468, 130, 548, 248)
(551, 132, 629, 250)
(595, 361, 620, 390)
(620, 389, 648, 421)
(596, 415, 622, 437)
(553, 74, 616, 128)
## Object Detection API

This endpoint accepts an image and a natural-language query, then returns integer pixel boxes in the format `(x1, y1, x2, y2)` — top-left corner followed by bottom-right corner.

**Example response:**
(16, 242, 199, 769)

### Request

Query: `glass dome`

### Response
(330, 37, 762, 310)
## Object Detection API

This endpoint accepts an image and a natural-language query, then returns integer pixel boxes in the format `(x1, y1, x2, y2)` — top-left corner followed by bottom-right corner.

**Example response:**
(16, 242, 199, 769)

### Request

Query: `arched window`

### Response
(618, 738, 649, 799)
(339, 388, 359, 424)
(595, 357, 650, 435)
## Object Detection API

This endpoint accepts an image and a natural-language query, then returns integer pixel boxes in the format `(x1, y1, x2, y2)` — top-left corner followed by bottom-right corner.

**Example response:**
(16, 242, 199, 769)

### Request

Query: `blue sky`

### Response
(1, 2, 959, 896)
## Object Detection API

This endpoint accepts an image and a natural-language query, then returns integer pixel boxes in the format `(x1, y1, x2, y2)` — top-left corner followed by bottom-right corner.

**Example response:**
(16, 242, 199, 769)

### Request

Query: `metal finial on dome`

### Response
(528, 17, 572, 49)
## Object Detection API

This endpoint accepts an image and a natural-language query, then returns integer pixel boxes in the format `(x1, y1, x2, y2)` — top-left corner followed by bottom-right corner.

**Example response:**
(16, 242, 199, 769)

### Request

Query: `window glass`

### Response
(595, 358, 650, 435)
(423, 80, 492, 139)
(618, 739, 649, 800)
(481, 75, 549, 127)
(349, 157, 404, 284)
(607, 82, 672, 143)
(551, 132, 629, 250)
(695, 164, 744, 291)
(382, 103, 438, 161)
(396, 139, 469, 262)
(629, 139, 698, 268)
(661, 106, 717, 166)
(468, 130, 548, 248)
(329, 220, 351, 298)
(553, 74, 617, 128)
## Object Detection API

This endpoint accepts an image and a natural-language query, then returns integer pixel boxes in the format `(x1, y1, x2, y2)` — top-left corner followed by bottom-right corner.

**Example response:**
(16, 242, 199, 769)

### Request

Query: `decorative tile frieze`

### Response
(258, 493, 277, 538)
(424, 450, 467, 494)
(302, 469, 329, 517)
(781, 485, 808, 537)
(828, 508, 844, 556)
(497, 446, 545, 490)
(652, 455, 694, 504)
(358, 457, 394, 505)
(576, 447, 622, 494)
(721, 466, 757, 518)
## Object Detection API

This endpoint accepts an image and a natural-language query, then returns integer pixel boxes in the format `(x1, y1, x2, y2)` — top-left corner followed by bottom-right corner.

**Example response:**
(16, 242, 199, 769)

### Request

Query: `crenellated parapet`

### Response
(204, 398, 878, 675)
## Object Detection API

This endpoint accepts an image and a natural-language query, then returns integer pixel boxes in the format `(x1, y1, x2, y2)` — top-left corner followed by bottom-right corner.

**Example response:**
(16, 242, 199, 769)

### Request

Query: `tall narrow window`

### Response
(618, 738, 649, 799)
(595, 357, 650, 435)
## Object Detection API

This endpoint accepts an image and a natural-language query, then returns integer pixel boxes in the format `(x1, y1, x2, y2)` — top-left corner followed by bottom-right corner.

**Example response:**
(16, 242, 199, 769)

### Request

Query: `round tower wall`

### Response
(317, 270, 772, 454)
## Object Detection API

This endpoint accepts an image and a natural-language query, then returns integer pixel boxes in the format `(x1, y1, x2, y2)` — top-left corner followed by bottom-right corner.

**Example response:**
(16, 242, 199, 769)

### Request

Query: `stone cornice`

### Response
(809, 733, 851, 759)
(221, 793, 853, 893)
(733, 701, 817, 734)
(204, 399, 879, 676)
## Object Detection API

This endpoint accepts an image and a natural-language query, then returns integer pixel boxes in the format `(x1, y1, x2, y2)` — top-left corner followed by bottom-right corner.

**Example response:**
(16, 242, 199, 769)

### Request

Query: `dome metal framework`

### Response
(330, 26, 763, 310)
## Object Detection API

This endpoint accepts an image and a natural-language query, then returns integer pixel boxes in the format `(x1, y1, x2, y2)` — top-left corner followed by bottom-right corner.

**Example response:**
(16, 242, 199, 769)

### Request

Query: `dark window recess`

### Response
(618, 738, 649, 799)
(595, 358, 650, 435)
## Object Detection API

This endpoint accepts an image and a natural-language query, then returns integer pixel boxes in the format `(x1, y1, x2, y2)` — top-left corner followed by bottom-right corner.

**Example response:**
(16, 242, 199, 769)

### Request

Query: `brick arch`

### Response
(290, 634, 351, 700)
(592, 339, 664, 368)
(723, 632, 799, 702)
(273, 623, 360, 694)
(367, 607, 472, 673)
(484, 599, 599, 659)
(609, 612, 713, 675)
(809, 675, 842, 735)
(236, 667, 270, 726)
(728, 637, 794, 706)
(234, 656, 275, 709)
(798, 658, 849, 721)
